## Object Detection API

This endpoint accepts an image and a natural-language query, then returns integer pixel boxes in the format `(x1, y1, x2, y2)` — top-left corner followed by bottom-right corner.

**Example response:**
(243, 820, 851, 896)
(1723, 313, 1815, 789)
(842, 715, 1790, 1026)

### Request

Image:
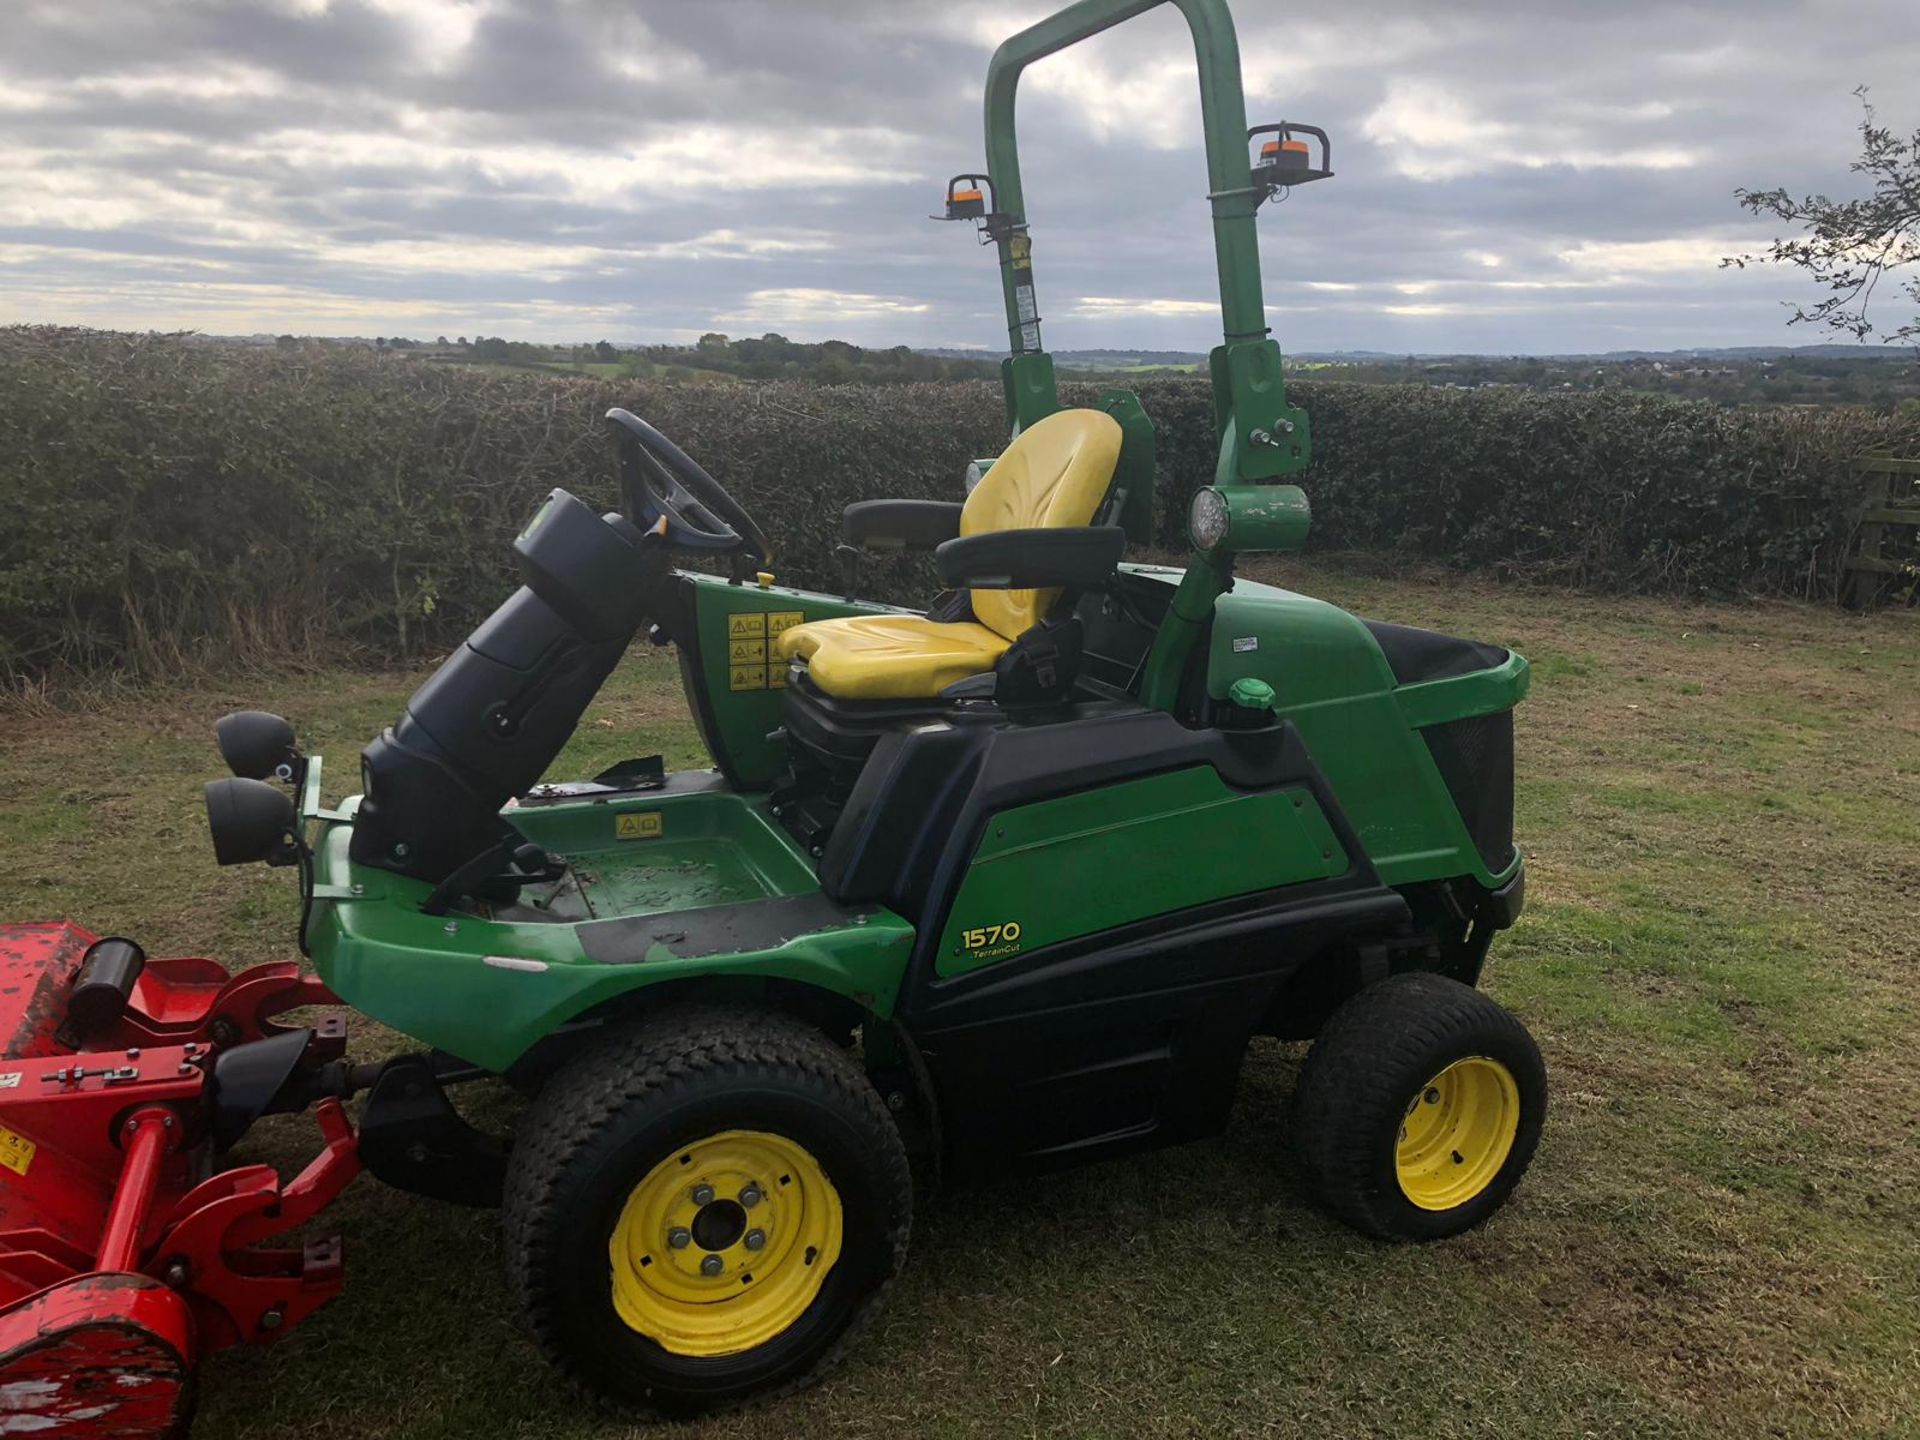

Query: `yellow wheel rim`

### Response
(1395, 1056, 1521, 1211)
(608, 1129, 843, 1357)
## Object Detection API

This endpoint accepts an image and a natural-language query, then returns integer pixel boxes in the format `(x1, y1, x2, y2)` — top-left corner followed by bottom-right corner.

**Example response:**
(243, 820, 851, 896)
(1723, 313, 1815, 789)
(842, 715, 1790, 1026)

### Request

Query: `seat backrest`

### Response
(960, 408, 1123, 642)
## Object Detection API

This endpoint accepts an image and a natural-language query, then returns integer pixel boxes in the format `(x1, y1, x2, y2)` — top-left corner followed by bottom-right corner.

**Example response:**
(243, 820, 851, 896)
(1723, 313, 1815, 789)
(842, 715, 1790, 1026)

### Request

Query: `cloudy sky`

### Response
(1, 0, 1912, 354)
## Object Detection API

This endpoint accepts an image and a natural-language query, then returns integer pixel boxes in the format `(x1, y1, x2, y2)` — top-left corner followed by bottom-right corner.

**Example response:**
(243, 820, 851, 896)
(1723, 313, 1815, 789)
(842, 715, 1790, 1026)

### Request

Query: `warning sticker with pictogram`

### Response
(724, 609, 807, 688)
(615, 811, 664, 841)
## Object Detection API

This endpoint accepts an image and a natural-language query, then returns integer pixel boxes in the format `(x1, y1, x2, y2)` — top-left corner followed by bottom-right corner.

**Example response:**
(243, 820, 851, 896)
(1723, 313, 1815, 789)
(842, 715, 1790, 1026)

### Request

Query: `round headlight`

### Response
(1188, 487, 1230, 551)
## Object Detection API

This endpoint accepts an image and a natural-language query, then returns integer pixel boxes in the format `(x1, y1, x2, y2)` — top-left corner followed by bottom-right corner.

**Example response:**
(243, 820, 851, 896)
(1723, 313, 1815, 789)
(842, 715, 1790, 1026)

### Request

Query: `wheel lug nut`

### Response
(690, 1183, 715, 1206)
(1424, 1088, 1440, 1105)
(700, 1255, 724, 1277)
(667, 1228, 691, 1249)
(744, 1229, 766, 1252)
(739, 1185, 762, 1209)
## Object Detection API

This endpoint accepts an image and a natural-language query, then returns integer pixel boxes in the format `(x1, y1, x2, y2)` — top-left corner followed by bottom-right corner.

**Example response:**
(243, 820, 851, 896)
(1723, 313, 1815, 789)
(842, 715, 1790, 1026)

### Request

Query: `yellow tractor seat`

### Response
(779, 614, 1012, 700)
(775, 408, 1123, 701)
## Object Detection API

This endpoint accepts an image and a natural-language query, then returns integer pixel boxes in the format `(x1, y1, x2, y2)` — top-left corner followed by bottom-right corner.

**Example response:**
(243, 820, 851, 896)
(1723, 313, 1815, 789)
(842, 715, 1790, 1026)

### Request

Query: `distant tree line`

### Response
(659, 333, 1000, 383)
(324, 331, 1006, 385)
(265, 328, 1918, 409)
(1295, 353, 1920, 411)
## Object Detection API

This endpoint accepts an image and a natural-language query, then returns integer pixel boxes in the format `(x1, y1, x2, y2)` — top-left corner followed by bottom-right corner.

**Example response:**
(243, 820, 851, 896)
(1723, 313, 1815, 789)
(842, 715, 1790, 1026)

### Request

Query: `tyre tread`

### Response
(501, 1006, 910, 1416)
(1293, 971, 1544, 1240)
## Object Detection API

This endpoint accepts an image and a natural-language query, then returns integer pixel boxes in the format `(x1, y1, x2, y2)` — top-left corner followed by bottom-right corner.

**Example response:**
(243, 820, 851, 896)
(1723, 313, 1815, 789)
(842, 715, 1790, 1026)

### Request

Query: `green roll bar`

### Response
(971, 0, 1320, 709)
(987, 0, 1267, 352)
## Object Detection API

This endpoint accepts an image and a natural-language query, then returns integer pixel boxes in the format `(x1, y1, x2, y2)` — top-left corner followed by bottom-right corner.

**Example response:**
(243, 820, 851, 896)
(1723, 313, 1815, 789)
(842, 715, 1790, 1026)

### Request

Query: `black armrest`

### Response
(935, 526, 1126, 589)
(843, 499, 963, 551)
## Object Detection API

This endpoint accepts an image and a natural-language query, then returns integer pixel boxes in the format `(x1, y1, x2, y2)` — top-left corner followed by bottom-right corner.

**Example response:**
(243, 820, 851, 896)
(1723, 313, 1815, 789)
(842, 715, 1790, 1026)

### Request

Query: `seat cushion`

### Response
(780, 407, 1121, 702)
(776, 614, 1010, 700)
(962, 408, 1122, 642)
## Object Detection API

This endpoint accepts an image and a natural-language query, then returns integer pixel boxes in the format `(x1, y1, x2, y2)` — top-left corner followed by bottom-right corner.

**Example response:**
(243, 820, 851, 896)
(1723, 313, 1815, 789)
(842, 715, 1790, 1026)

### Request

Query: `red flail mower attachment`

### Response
(0, 921, 358, 1438)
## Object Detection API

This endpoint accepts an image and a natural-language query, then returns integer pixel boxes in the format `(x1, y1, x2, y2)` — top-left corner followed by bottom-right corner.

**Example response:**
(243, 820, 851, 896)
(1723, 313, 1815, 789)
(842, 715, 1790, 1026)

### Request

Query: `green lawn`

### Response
(1, 562, 1915, 1439)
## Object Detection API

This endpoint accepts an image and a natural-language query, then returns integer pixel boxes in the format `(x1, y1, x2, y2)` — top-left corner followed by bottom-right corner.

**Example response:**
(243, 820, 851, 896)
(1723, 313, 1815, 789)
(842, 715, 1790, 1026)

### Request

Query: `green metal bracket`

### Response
(1000, 352, 1059, 434)
(1097, 388, 1156, 545)
(299, 757, 326, 817)
(297, 757, 353, 824)
(1209, 341, 1310, 480)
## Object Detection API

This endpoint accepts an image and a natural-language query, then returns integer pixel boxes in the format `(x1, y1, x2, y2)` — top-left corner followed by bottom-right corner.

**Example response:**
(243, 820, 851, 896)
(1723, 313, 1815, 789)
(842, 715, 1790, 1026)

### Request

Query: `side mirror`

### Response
(216, 710, 302, 782)
(205, 778, 300, 867)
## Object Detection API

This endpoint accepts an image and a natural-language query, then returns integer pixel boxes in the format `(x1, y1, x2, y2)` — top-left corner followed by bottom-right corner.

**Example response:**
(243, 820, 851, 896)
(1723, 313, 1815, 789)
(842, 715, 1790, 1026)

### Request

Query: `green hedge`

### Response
(0, 328, 1910, 680)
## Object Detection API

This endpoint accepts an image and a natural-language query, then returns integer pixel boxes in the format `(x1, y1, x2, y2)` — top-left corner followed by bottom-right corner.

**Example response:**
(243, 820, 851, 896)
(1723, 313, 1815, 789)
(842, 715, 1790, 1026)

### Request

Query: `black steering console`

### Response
(350, 413, 768, 897)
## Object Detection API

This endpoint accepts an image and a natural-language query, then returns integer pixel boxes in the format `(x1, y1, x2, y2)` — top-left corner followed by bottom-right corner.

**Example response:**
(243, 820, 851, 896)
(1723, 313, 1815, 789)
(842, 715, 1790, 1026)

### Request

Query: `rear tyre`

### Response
(502, 1007, 911, 1416)
(1293, 971, 1545, 1241)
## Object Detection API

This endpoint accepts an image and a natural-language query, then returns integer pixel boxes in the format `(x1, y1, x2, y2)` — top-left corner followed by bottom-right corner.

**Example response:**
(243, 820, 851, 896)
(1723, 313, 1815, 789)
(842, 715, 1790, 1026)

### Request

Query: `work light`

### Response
(204, 777, 300, 867)
(1188, 487, 1230, 551)
(215, 709, 301, 782)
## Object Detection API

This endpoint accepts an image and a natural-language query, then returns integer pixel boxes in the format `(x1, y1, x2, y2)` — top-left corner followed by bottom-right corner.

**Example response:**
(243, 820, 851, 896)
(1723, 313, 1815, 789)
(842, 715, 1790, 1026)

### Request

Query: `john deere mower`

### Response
(0, 0, 1541, 1430)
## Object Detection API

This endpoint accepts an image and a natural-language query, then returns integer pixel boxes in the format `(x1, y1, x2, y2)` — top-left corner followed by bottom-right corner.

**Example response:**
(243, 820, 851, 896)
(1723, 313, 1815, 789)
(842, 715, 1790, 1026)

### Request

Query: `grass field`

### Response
(1, 561, 1915, 1439)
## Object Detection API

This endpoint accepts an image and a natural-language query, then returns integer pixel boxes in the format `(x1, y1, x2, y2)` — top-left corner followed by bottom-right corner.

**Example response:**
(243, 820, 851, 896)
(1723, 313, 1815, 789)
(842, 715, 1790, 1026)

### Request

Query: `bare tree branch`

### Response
(1723, 90, 1920, 350)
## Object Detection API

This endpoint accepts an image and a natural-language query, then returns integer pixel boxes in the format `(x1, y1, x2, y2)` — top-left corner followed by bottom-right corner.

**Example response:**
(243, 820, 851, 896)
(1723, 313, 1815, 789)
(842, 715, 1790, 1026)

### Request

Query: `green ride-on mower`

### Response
(0, 0, 1541, 1431)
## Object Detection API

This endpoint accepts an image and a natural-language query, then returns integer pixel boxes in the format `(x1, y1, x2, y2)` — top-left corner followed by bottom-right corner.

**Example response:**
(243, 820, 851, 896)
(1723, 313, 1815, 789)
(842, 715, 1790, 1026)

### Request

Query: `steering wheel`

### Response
(604, 408, 772, 564)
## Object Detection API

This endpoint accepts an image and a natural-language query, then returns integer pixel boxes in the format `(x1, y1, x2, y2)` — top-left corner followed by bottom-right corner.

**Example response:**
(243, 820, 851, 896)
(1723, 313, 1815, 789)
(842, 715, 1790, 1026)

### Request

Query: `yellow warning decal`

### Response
(615, 812, 664, 841)
(722, 611, 805, 688)
(0, 1125, 35, 1178)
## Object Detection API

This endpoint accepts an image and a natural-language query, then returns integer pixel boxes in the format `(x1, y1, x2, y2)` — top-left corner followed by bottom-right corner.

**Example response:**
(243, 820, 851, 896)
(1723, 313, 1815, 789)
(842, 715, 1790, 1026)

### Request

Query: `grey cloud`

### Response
(0, 0, 1913, 352)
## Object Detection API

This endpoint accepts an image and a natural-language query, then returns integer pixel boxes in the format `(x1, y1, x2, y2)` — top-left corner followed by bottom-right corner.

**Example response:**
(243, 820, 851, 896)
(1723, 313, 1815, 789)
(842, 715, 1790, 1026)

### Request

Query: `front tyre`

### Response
(502, 1008, 911, 1416)
(1293, 972, 1545, 1241)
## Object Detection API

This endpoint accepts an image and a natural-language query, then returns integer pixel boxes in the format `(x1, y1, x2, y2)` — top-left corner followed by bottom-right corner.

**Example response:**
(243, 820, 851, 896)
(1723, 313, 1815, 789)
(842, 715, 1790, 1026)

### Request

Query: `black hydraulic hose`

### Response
(296, 838, 315, 958)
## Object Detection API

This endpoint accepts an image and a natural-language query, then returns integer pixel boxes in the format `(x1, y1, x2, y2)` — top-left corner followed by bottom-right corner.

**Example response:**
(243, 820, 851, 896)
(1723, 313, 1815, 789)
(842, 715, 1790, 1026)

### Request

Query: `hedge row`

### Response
(0, 327, 1911, 680)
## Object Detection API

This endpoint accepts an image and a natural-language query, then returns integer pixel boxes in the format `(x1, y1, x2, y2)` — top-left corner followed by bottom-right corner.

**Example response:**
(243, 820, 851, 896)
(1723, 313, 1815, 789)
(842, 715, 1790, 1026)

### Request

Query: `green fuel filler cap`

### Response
(1228, 676, 1276, 711)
